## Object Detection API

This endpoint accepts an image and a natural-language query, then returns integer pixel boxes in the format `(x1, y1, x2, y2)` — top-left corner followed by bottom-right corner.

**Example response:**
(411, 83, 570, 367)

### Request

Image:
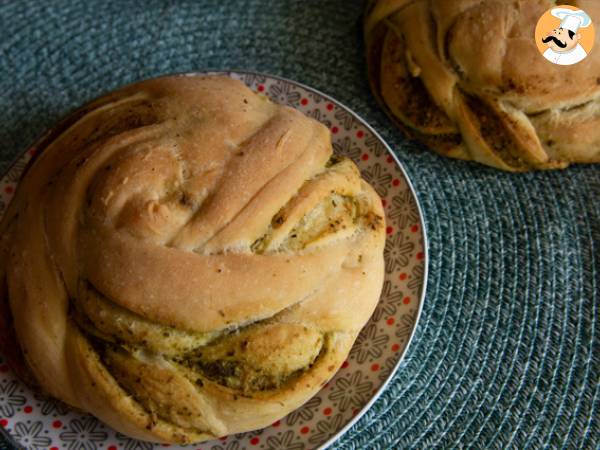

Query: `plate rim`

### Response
(0, 70, 429, 450)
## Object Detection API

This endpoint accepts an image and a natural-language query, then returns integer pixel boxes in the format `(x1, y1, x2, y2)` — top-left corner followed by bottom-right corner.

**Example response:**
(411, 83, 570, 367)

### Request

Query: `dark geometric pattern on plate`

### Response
(116, 432, 155, 450)
(0, 381, 25, 418)
(365, 134, 386, 157)
(378, 354, 400, 383)
(332, 136, 362, 162)
(334, 109, 355, 131)
(328, 372, 373, 412)
(268, 82, 301, 105)
(408, 262, 425, 293)
(307, 108, 332, 129)
(239, 73, 267, 86)
(33, 392, 71, 416)
(211, 440, 242, 450)
(371, 280, 404, 321)
(384, 232, 415, 273)
(285, 397, 321, 426)
(4, 161, 27, 183)
(350, 323, 389, 364)
(265, 430, 305, 450)
(308, 414, 345, 445)
(59, 417, 108, 450)
(11, 421, 50, 449)
(390, 190, 419, 229)
(396, 310, 417, 340)
(362, 163, 392, 198)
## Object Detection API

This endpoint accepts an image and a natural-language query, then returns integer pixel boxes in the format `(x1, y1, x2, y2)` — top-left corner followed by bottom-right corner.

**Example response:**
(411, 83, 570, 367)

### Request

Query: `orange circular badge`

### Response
(535, 4, 595, 65)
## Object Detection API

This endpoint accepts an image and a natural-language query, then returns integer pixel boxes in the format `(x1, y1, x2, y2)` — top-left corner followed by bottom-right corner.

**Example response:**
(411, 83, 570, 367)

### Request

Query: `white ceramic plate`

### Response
(0, 71, 427, 450)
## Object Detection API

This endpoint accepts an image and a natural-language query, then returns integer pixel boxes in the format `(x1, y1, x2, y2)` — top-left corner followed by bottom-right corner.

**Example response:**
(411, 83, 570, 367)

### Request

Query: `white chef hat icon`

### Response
(551, 8, 592, 33)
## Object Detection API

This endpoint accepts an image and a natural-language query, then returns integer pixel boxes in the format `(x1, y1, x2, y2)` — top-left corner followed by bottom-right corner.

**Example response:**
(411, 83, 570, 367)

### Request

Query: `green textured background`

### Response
(0, 1, 598, 448)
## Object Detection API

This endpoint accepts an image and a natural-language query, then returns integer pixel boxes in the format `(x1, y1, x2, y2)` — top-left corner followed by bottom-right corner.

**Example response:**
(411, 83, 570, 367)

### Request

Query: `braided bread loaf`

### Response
(365, 0, 600, 171)
(0, 75, 385, 443)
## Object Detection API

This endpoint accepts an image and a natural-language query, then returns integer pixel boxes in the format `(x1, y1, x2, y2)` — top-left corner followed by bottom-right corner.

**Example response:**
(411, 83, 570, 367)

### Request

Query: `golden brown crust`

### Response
(0, 75, 385, 443)
(365, 0, 600, 171)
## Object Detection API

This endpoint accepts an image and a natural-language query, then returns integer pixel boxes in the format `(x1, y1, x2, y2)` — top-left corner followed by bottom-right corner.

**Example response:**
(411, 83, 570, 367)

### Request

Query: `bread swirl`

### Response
(365, 0, 600, 171)
(0, 75, 385, 443)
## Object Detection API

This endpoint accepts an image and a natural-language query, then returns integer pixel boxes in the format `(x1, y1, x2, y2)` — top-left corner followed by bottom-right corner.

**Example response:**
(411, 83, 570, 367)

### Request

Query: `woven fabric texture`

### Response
(0, 1, 598, 448)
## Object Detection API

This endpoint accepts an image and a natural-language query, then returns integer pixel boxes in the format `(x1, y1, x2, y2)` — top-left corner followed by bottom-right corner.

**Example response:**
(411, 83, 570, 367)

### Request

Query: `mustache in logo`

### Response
(542, 35, 567, 48)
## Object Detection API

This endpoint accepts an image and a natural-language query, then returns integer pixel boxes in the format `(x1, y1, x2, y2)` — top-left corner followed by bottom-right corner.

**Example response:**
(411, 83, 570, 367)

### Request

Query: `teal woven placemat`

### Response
(0, 1, 598, 448)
